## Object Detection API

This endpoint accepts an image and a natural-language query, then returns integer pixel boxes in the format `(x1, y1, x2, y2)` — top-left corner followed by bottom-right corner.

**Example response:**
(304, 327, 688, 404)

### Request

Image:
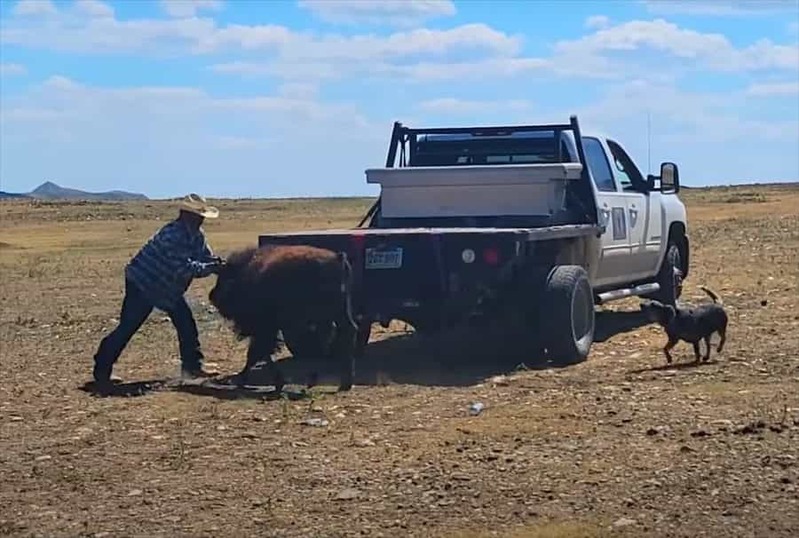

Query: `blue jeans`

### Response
(93, 278, 204, 381)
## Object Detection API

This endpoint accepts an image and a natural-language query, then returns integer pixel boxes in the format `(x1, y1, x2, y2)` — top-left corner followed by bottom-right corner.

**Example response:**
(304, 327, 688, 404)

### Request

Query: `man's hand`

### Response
(209, 257, 226, 273)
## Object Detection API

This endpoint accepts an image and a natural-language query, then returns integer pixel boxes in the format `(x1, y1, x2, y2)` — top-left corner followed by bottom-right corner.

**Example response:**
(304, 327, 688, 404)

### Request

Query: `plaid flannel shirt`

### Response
(125, 219, 220, 311)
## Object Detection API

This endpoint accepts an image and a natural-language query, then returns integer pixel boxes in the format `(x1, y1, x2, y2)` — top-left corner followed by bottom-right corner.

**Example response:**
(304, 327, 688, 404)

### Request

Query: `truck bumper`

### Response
(258, 228, 527, 330)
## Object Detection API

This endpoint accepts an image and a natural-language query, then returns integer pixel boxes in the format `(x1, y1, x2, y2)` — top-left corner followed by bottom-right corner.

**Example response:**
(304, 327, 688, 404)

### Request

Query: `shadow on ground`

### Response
(593, 309, 650, 343)
(627, 358, 720, 375)
(79, 379, 169, 398)
(208, 308, 656, 392)
(80, 307, 657, 400)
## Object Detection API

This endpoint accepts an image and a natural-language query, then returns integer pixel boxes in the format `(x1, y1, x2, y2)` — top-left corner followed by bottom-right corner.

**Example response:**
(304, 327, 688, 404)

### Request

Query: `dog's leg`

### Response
(692, 341, 701, 363)
(717, 326, 726, 353)
(663, 338, 677, 364)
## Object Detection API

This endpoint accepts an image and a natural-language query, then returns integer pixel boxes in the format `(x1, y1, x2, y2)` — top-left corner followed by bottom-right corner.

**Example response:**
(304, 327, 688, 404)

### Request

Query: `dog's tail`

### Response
(699, 285, 723, 305)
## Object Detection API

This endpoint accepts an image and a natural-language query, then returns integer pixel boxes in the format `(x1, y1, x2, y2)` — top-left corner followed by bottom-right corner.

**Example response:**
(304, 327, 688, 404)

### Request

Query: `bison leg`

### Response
(330, 318, 358, 392)
(236, 333, 284, 391)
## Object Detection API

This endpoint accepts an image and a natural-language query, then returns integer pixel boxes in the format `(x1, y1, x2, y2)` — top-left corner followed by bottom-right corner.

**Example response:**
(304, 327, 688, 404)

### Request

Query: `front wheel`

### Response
(649, 241, 683, 306)
(541, 265, 595, 364)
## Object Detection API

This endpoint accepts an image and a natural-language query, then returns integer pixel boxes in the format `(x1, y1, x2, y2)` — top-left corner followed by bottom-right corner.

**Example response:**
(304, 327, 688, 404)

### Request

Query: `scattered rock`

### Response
(301, 418, 329, 427)
(613, 517, 637, 528)
(735, 421, 766, 435)
(469, 403, 485, 416)
(34, 455, 51, 462)
(489, 375, 510, 386)
(127, 489, 143, 497)
(335, 488, 361, 501)
(646, 427, 660, 436)
(690, 429, 711, 438)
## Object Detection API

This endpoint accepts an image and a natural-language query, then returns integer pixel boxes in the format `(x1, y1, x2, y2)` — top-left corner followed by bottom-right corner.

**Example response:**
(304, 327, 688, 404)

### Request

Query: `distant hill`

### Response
(0, 181, 148, 201)
(0, 191, 32, 199)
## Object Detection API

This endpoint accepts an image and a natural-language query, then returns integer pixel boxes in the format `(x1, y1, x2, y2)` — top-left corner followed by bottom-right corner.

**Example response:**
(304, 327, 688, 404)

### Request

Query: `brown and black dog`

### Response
(640, 285, 728, 364)
(209, 244, 358, 392)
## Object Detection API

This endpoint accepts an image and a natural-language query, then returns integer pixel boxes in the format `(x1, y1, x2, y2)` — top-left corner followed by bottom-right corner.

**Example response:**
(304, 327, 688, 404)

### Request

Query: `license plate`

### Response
(365, 247, 403, 269)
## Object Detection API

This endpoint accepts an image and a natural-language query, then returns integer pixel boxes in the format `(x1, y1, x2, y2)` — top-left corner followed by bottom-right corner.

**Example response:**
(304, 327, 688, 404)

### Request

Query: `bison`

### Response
(208, 244, 359, 392)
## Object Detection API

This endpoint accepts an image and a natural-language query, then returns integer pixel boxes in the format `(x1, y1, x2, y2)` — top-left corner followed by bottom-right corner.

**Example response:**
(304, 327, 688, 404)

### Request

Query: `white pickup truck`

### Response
(259, 115, 690, 364)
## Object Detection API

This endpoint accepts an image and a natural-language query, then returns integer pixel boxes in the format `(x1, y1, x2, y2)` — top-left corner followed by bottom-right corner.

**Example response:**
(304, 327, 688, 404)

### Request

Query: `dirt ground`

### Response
(1, 185, 798, 538)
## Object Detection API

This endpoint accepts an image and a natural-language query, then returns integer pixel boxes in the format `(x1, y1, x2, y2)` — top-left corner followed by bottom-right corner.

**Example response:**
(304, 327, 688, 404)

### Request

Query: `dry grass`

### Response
(1, 184, 798, 538)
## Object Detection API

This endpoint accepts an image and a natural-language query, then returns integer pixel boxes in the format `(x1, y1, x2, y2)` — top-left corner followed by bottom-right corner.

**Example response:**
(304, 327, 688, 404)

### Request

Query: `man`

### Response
(92, 193, 225, 389)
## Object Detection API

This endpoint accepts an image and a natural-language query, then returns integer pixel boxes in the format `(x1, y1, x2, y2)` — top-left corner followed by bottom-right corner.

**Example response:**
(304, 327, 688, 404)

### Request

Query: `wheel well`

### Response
(667, 222, 689, 280)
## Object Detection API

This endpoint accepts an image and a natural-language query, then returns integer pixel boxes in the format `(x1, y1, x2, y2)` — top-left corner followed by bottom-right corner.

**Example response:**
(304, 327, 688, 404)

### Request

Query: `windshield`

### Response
(410, 130, 575, 167)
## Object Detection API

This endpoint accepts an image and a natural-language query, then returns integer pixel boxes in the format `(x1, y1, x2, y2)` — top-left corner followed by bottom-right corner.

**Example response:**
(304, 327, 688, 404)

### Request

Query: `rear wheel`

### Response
(541, 265, 595, 364)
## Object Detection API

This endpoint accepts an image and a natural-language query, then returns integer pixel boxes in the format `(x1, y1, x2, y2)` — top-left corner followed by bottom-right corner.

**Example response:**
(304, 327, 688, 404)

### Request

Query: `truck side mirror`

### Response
(660, 162, 680, 193)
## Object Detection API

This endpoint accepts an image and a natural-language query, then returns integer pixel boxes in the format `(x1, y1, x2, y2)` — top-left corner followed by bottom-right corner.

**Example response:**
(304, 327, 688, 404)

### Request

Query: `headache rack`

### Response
(358, 115, 596, 228)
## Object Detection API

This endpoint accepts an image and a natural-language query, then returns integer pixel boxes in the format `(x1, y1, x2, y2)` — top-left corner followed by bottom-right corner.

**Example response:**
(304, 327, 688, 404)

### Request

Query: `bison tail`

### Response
(336, 251, 358, 331)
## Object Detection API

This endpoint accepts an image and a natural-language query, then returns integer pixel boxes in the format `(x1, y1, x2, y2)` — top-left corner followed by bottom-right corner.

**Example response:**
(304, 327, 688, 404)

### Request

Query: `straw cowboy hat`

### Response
(179, 193, 219, 219)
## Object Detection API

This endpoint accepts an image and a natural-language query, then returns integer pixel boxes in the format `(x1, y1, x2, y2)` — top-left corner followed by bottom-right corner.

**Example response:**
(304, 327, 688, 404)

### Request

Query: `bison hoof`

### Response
(306, 372, 319, 389)
(273, 374, 286, 393)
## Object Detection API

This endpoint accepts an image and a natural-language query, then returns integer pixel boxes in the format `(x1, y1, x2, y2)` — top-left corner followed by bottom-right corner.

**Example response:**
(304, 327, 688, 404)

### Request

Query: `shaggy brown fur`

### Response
(209, 244, 358, 392)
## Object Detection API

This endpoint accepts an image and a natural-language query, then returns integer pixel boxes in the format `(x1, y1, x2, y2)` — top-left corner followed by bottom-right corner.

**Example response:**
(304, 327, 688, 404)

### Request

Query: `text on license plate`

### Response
(365, 247, 403, 269)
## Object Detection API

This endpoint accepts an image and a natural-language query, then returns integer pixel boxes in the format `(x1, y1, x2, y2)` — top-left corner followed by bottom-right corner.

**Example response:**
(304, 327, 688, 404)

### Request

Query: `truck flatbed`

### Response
(259, 223, 602, 243)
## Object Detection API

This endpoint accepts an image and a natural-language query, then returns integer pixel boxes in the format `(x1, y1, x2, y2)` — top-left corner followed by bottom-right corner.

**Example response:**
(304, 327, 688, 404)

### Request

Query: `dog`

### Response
(640, 285, 728, 364)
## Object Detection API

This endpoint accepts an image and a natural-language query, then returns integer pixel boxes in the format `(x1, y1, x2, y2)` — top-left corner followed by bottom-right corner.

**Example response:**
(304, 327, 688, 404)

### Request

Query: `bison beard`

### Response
(208, 244, 358, 392)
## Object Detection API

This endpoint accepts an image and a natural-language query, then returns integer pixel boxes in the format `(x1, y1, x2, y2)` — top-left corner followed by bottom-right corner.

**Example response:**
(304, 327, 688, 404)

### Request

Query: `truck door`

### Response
(606, 139, 663, 279)
(582, 137, 631, 288)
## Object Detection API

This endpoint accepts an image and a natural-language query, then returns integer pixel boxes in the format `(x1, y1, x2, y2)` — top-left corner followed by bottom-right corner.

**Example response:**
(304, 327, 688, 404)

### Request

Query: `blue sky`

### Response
(1, 0, 798, 199)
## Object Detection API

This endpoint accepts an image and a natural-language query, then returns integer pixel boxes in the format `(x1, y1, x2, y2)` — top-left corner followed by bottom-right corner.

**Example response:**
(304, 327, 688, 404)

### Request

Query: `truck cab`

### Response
(557, 131, 688, 295)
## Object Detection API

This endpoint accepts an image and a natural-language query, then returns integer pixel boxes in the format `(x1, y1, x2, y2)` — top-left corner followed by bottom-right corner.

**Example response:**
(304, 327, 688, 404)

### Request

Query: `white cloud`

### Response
(207, 18, 797, 83)
(553, 18, 799, 74)
(571, 78, 797, 144)
(75, 0, 114, 18)
(585, 15, 611, 30)
(12, 0, 57, 17)
(0, 62, 27, 76)
(209, 55, 548, 82)
(298, 0, 456, 27)
(643, 0, 799, 16)
(0, 75, 384, 198)
(746, 81, 799, 96)
(213, 135, 272, 150)
(1, 2, 519, 63)
(161, 0, 224, 18)
(416, 98, 533, 115)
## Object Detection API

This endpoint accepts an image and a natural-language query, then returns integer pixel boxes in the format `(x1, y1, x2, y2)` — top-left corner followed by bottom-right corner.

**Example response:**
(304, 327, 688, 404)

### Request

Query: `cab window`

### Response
(582, 137, 617, 192)
(607, 139, 645, 191)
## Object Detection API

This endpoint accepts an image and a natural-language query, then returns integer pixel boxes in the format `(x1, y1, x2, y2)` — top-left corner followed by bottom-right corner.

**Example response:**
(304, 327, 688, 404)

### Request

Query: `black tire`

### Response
(541, 265, 595, 364)
(649, 241, 683, 306)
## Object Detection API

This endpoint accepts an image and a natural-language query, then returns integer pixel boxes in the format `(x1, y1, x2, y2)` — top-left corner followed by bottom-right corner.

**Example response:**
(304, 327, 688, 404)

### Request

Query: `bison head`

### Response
(208, 246, 258, 334)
